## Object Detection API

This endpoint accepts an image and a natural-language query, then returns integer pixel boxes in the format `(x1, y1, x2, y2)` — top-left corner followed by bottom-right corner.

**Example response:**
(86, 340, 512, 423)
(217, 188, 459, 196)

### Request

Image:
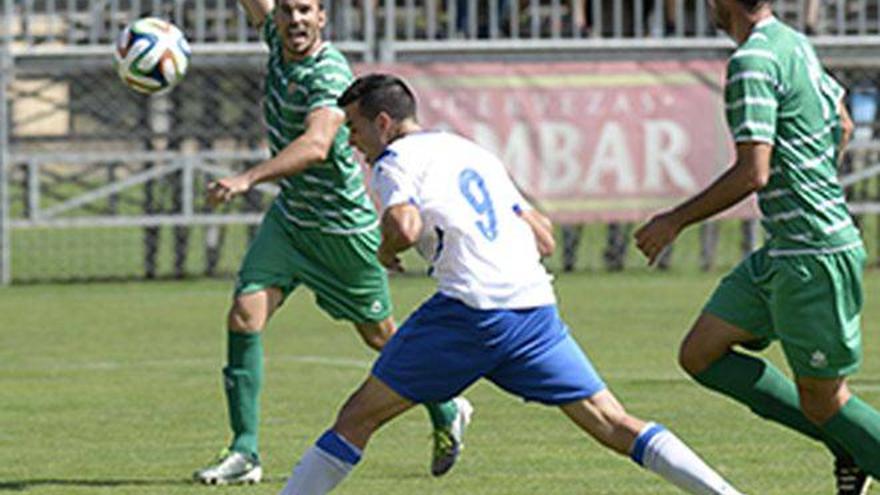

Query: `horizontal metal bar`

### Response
(388, 35, 880, 54)
(11, 213, 265, 229)
(385, 37, 736, 52)
(840, 162, 880, 187)
(10, 149, 269, 165)
(39, 162, 185, 218)
(848, 203, 880, 214)
(10, 41, 371, 58)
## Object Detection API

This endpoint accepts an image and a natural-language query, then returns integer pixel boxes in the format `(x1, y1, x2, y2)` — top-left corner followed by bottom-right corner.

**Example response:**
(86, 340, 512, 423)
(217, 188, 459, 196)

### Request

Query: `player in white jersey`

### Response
(277, 74, 746, 495)
(376, 130, 556, 310)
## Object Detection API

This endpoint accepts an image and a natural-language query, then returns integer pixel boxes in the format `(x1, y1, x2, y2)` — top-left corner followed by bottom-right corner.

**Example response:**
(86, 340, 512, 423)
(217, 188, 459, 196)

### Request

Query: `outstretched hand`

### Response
(207, 175, 252, 207)
(634, 211, 682, 266)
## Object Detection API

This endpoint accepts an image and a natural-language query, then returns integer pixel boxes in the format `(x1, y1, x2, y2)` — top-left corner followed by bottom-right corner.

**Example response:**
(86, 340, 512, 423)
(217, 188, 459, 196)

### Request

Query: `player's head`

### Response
(338, 74, 419, 162)
(708, 0, 770, 34)
(274, 0, 326, 61)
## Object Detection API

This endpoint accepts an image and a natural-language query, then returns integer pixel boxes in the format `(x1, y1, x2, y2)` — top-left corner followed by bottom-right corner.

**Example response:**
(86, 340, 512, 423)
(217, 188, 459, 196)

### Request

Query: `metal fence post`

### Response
(380, 0, 395, 62)
(0, 0, 13, 285)
(363, 0, 375, 63)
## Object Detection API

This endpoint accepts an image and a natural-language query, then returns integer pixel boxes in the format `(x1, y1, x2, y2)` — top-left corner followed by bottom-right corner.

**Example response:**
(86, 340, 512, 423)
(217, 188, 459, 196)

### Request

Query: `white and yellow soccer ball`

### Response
(114, 17, 191, 95)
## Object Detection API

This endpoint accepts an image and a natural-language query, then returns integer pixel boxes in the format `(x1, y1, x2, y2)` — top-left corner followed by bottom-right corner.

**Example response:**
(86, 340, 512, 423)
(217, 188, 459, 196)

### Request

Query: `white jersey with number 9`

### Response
(371, 131, 555, 310)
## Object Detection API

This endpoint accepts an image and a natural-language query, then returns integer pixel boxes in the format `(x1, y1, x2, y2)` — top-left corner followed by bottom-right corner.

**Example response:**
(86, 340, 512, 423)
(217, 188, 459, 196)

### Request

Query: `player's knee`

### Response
(355, 321, 395, 351)
(799, 394, 839, 424)
(359, 332, 388, 352)
(798, 386, 848, 425)
(228, 300, 265, 331)
(797, 378, 850, 425)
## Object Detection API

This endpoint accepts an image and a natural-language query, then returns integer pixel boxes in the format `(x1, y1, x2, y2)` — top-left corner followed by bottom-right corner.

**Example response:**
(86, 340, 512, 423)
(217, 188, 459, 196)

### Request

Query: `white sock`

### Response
(280, 430, 362, 495)
(631, 423, 743, 495)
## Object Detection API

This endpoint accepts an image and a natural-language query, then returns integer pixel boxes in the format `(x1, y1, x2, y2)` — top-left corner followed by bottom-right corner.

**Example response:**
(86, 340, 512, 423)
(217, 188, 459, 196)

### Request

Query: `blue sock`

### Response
(630, 422, 742, 494)
(316, 430, 362, 465)
(280, 430, 362, 495)
(630, 422, 666, 466)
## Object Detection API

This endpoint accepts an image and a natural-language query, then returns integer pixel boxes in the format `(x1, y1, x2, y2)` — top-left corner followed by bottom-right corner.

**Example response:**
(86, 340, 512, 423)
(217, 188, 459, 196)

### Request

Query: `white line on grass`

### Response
(0, 354, 372, 372)
(3, 355, 879, 393)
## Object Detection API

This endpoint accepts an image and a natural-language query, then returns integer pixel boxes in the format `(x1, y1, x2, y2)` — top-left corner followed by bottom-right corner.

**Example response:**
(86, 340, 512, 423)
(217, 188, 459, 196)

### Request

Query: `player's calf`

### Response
(561, 391, 635, 455)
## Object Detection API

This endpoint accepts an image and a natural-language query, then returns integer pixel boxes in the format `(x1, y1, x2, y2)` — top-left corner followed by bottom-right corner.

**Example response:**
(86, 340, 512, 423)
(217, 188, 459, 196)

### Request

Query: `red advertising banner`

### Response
(357, 61, 757, 223)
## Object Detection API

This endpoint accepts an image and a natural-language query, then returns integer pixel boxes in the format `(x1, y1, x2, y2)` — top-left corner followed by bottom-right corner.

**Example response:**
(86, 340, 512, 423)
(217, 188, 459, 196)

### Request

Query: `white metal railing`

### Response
(7, 150, 277, 230)
(6, 0, 374, 43)
(7, 0, 880, 47)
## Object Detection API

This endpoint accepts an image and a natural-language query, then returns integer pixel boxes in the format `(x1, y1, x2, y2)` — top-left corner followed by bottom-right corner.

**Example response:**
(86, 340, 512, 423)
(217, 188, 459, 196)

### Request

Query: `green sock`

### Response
(695, 351, 850, 460)
(822, 396, 880, 476)
(424, 400, 458, 429)
(224, 331, 263, 459)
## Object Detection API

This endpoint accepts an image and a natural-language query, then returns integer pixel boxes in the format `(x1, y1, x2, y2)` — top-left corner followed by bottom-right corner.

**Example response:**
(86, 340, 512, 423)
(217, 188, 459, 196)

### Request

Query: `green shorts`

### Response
(704, 245, 865, 378)
(235, 204, 392, 323)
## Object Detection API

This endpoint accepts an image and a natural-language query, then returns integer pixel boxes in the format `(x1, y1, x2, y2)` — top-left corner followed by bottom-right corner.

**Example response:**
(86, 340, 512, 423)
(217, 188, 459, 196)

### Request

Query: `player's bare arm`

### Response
(635, 142, 772, 264)
(237, 0, 274, 29)
(378, 203, 422, 271)
(518, 208, 556, 257)
(837, 99, 854, 164)
(207, 107, 344, 206)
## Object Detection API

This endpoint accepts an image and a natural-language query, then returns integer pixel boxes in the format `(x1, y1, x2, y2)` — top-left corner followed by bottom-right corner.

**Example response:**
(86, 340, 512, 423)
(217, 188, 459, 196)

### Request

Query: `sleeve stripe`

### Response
(725, 96, 778, 110)
(308, 99, 342, 110)
(726, 71, 779, 86)
(731, 49, 778, 62)
(316, 73, 352, 84)
(734, 135, 775, 144)
(732, 121, 775, 134)
(767, 208, 805, 222)
(314, 59, 350, 71)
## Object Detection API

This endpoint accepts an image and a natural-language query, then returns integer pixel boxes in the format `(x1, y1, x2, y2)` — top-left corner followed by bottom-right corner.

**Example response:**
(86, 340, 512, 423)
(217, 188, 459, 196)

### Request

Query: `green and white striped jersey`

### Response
(260, 19, 378, 235)
(725, 16, 861, 255)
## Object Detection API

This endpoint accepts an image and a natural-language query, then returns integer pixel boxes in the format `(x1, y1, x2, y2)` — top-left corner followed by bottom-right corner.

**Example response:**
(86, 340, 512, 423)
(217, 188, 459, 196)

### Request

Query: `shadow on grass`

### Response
(0, 478, 190, 491)
(0, 476, 288, 491)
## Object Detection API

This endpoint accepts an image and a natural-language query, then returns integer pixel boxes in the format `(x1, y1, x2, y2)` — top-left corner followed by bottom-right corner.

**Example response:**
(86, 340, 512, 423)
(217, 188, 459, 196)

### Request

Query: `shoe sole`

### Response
(197, 467, 263, 486)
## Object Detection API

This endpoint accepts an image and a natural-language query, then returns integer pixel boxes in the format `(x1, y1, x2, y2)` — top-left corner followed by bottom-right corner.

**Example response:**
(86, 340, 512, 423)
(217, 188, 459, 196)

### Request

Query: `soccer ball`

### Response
(114, 17, 191, 95)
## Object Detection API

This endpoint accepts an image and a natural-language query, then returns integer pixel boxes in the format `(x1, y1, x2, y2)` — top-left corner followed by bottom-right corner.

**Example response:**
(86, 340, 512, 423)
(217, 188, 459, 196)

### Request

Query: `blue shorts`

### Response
(372, 293, 606, 405)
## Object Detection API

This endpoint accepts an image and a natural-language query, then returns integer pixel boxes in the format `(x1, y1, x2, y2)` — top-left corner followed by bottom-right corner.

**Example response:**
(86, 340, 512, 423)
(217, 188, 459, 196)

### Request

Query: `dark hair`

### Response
(736, 0, 770, 11)
(337, 74, 417, 121)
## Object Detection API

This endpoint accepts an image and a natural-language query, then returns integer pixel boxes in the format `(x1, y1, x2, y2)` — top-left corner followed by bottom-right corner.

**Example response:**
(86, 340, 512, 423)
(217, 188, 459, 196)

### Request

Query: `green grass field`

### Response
(2, 272, 879, 494)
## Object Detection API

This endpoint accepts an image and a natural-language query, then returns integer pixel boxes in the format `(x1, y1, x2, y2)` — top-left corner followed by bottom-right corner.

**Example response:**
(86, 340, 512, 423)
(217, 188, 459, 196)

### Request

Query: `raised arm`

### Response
(207, 107, 343, 206)
(238, 0, 274, 29)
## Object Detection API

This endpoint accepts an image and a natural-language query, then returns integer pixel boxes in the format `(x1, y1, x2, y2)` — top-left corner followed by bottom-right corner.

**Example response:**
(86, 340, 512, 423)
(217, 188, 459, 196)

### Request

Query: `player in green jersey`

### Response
(193, 0, 468, 484)
(636, 1, 879, 493)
